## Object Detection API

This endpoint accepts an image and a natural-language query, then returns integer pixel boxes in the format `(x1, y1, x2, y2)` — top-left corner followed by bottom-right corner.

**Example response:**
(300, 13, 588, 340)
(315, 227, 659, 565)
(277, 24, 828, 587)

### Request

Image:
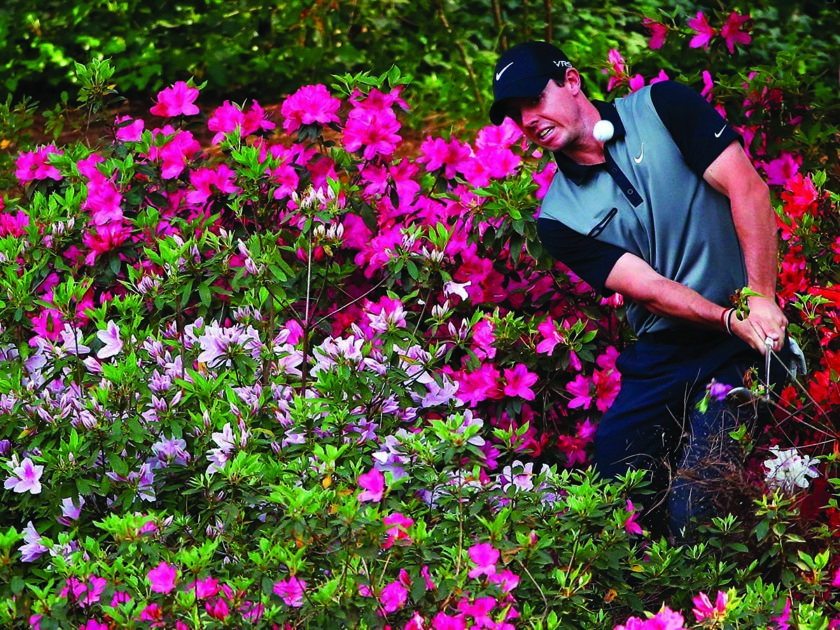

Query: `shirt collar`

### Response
(552, 100, 626, 184)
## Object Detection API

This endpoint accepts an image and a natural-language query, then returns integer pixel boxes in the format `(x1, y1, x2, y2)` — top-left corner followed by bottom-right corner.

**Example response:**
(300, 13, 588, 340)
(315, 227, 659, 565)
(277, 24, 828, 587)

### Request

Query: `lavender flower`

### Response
(4, 455, 44, 494)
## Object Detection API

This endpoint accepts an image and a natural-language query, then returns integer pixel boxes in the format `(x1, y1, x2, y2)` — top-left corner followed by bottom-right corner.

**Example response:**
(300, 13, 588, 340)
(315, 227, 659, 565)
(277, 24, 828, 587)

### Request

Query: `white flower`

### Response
(764, 446, 820, 493)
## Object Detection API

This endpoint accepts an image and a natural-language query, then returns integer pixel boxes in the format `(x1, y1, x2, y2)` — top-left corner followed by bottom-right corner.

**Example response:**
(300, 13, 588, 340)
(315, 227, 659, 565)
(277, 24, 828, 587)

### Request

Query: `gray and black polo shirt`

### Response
(537, 81, 745, 335)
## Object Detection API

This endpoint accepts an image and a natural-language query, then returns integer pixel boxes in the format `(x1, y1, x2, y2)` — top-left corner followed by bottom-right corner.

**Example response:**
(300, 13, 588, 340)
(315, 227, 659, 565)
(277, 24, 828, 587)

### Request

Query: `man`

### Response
(489, 41, 790, 537)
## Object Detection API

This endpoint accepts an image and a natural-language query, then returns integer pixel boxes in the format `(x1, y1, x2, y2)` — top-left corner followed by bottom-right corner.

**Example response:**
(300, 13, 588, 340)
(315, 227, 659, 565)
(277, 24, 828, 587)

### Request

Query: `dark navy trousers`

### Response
(593, 328, 790, 538)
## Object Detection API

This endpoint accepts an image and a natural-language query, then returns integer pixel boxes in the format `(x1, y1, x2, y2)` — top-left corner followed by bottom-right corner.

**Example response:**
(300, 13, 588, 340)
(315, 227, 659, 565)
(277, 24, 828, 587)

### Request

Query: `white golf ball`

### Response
(593, 120, 615, 142)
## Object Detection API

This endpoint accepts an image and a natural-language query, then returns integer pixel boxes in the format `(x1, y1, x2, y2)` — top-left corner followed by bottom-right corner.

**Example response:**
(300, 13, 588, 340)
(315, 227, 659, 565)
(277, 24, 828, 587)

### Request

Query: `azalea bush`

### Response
(2, 5, 840, 630)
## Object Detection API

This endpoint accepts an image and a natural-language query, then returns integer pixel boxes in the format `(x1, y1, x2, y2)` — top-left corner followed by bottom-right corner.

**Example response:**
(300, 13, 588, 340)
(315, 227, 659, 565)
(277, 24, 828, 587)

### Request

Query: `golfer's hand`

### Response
(731, 296, 787, 354)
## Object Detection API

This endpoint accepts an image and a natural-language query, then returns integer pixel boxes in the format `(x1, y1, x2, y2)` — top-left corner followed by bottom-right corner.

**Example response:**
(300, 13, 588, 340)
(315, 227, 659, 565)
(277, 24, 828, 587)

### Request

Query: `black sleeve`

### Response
(650, 81, 742, 177)
(537, 217, 626, 295)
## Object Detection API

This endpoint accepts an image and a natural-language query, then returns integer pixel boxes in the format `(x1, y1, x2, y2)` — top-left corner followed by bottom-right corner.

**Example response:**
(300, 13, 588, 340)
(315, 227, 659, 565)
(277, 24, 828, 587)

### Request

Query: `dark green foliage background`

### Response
(3, 0, 838, 127)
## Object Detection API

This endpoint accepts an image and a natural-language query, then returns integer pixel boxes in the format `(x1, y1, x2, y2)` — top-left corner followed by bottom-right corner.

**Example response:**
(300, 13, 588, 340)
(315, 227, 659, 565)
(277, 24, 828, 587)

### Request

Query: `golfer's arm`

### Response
(604, 252, 726, 329)
(703, 141, 778, 298)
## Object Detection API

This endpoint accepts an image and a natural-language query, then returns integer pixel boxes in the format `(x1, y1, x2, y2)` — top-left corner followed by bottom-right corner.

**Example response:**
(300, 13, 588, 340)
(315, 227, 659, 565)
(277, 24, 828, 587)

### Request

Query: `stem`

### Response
(436, 0, 483, 109)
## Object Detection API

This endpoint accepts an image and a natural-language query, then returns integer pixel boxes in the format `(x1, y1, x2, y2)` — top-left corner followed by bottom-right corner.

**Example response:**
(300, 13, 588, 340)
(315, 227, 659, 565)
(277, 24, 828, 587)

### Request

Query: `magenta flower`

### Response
(502, 364, 538, 400)
(343, 106, 402, 160)
(379, 581, 408, 614)
(615, 606, 687, 630)
(281, 84, 341, 133)
(771, 598, 791, 630)
(536, 318, 564, 355)
(147, 561, 178, 594)
(467, 542, 499, 579)
(432, 612, 468, 630)
(383, 512, 414, 548)
(273, 576, 306, 607)
(457, 596, 496, 626)
(721, 11, 751, 53)
(357, 468, 385, 503)
(700, 70, 715, 100)
(624, 500, 643, 536)
(566, 374, 594, 410)
(692, 590, 728, 622)
(417, 136, 471, 180)
(84, 174, 123, 226)
(642, 18, 669, 49)
(187, 164, 240, 206)
(15, 145, 63, 184)
(150, 81, 200, 118)
(208, 100, 275, 144)
(4, 456, 44, 494)
(115, 115, 145, 142)
(687, 11, 715, 50)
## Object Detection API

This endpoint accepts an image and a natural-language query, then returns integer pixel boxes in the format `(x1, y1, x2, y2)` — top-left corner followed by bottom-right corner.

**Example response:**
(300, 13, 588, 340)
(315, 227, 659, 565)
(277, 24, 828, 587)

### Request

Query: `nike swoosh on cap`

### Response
(495, 62, 514, 81)
(714, 125, 727, 138)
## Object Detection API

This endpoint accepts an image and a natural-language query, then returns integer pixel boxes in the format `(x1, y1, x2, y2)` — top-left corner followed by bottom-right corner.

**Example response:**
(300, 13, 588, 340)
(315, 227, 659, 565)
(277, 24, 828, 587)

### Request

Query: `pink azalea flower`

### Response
(721, 11, 751, 53)
(206, 597, 229, 620)
(281, 84, 342, 133)
(115, 115, 144, 142)
(82, 223, 131, 265)
(687, 11, 715, 50)
(700, 70, 715, 100)
(594, 368, 621, 412)
(80, 621, 109, 630)
(208, 101, 246, 144)
(625, 500, 643, 536)
(643, 18, 669, 49)
(15, 145, 63, 184)
(770, 598, 791, 630)
(467, 542, 499, 579)
(31, 308, 64, 342)
(383, 513, 414, 549)
(432, 612, 467, 630)
(649, 69, 670, 85)
(536, 318, 564, 356)
(187, 164, 240, 206)
(379, 581, 408, 614)
(96, 320, 123, 359)
(417, 136, 471, 179)
(503, 364, 538, 400)
(84, 174, 123, 226)
(4, 457, 44, 494)
(615, 606, 687, 630)
(763, 152, 801, 186)
(150, 81, 200, 118)
(357, 468, 385, 502)
(156, 129, 201, 180)
(343, 103, 402, 160)
(147, 561, 178, 594)
(0, 209, 28, 237)
(692, 590, 728, 622)
(832, 566, 840, 588)
(556, 418, 597, 467)
(566, 374, 594, 409)
(454, 363, 502, 406)
(629, 74, 647, 92)
(273, 576, 306, 607)
(457, 596, 496, 627)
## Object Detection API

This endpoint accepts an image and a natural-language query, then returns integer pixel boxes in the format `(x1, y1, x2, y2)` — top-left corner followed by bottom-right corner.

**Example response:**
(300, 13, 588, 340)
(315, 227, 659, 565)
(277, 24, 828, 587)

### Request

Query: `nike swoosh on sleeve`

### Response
(714, 125, 727, 138)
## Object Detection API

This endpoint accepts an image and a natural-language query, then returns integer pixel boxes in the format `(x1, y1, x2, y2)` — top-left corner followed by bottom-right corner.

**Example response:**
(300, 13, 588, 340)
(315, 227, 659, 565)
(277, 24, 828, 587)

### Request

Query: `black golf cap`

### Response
(489, 41, 573, 125)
